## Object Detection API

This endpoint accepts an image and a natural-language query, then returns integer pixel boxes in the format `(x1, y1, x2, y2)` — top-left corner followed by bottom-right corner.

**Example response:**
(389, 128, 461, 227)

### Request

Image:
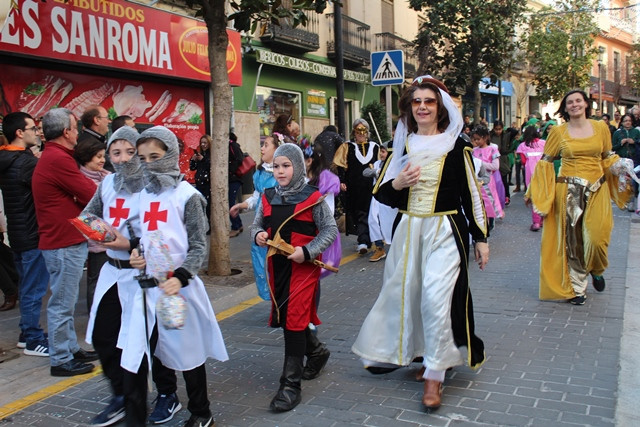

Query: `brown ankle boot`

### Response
(422, 379, 442, 409)
(415, 366, 425, 381)
(0, 294, 17, 311)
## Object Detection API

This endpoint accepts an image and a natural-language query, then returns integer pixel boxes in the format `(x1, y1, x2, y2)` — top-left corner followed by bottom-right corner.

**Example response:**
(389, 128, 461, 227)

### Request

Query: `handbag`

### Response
(235, 154, 256, 177)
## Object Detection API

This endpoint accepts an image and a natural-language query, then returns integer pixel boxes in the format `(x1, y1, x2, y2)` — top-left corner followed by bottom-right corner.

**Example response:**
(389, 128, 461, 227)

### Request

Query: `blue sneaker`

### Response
(18, 332, 48, 349)
(24, 339, 49, 357)
(148, 393, 182, 424)
(91, 395, 125, 426)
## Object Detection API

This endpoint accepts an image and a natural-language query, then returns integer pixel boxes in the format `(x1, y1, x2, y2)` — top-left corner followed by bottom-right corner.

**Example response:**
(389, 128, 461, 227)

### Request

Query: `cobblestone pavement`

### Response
(0, 197, 635, 426)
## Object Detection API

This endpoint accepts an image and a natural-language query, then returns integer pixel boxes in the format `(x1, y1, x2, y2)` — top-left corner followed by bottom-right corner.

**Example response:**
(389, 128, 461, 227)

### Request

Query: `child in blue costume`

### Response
(230, 134, 282, 300)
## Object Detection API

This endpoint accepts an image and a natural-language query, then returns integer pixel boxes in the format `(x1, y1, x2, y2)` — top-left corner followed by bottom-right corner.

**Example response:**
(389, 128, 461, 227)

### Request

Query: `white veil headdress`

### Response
(381, 75, 463, 185)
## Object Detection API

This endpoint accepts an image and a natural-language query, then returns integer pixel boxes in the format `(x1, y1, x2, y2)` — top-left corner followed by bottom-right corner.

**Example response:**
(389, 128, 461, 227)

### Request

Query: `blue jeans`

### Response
(14, 249, 49, 346)
(42, 243, 88, 366)
(229, 180, 243, 230)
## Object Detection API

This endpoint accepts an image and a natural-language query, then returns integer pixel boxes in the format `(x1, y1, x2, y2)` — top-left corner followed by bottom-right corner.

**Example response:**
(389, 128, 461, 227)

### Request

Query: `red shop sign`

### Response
(0, 0, 242, 86)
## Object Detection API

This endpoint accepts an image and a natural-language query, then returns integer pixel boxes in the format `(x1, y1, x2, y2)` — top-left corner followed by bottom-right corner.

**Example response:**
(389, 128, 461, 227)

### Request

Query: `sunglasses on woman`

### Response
(412, 98, 437, 107)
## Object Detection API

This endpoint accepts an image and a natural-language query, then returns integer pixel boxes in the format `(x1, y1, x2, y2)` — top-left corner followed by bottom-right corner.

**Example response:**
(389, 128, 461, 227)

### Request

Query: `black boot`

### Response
(270, 355, 303, 412)
(302, 328, 330, 380)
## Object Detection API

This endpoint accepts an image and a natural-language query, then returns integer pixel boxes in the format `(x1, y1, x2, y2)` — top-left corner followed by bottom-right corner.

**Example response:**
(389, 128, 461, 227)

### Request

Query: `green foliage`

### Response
(409, 0, 527, 108)
(228, 0, 328, 33)
(629, 43, 640, 94)
(524, 0, 599, 102)
(361, 102, 390, 144)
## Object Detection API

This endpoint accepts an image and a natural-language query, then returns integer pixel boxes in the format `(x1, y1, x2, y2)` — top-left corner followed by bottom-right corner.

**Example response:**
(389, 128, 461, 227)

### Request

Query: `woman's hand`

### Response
(287, 246, 305, 264)
(524, 196, 531, 207)
(474, 242, 489, 271)
(230, 202, 247, 218)
(159, 277, 181, 296)
(392, 163, 421, 190)
(192, 152, 203, 161)
(101, 229, 131, 251)
(129, 248, 146, 270)
(340, 182, 347, 192)
(256, 231, 269, 247)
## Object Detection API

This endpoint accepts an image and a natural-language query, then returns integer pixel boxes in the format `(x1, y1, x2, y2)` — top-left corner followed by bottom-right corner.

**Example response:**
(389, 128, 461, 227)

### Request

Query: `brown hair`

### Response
(398, 81, 450, 133)
(555, 90, 591, 121)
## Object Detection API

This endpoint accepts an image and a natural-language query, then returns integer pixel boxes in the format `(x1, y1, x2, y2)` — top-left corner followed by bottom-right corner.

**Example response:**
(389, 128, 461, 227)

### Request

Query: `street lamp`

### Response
(598, 46, 605, 116)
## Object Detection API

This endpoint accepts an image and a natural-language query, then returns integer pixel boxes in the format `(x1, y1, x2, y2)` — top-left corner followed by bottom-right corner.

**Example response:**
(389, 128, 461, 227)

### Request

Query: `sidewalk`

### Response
(0, 202, 638, 426)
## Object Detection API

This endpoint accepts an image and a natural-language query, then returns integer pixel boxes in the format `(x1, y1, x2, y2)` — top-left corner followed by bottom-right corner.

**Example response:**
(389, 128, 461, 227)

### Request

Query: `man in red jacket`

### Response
(32, 108, 100, 377)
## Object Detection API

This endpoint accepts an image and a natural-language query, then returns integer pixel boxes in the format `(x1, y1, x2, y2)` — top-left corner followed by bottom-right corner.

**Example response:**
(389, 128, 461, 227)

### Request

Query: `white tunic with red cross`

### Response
(85, 174, 141, 346)
(120, 181, 228, 373)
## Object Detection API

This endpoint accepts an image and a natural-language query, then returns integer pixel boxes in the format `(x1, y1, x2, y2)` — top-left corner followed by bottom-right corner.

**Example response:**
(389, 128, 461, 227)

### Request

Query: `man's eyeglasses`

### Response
(24, 126, 38, 132)
(412, 98, 437, 107)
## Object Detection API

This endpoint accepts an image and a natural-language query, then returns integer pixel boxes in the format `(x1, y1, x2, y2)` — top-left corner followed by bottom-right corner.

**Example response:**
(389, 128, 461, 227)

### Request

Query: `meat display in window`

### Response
(17, 75, 73, 119)
(112, 85, 152, 119)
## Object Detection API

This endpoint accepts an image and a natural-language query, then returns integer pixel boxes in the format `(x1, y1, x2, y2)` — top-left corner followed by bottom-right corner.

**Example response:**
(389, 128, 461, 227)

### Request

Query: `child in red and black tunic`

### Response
(251, 143, 338, 412)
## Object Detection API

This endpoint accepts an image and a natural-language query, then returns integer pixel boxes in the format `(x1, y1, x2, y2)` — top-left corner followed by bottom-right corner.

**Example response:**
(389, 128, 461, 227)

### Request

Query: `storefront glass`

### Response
(256, 86, 301, 137)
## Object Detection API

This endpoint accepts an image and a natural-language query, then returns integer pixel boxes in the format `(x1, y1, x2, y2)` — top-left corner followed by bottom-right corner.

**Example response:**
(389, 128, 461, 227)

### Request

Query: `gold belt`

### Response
(556, 175, 606, 195)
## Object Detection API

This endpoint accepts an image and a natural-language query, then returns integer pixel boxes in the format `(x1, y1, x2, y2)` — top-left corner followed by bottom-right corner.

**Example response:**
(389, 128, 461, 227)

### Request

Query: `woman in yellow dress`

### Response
(526, 90, 631, 305)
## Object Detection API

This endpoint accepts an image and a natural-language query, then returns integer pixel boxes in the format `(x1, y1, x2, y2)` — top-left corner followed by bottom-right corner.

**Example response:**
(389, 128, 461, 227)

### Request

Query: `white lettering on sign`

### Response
(256, 49, 369, 83)
(3, 3, 172, 71)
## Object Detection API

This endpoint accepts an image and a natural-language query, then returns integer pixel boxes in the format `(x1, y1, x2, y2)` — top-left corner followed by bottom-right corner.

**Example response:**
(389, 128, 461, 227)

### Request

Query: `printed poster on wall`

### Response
(0, 64, 206, 146)
(306, 89, 326, 116)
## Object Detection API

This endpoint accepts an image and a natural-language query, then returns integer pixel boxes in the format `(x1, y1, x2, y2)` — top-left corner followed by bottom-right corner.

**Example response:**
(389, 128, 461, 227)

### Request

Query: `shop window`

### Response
(256, 86, 301, 137)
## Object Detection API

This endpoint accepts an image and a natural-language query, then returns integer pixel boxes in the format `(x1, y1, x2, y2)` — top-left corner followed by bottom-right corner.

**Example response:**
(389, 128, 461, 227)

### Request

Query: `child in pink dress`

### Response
(471, 126, 504, 229)
(516, 125, 546, 231)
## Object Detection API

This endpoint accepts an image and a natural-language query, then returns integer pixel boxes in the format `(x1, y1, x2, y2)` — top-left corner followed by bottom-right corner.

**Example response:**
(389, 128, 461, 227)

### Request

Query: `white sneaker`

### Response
(24, 340, 49, 357)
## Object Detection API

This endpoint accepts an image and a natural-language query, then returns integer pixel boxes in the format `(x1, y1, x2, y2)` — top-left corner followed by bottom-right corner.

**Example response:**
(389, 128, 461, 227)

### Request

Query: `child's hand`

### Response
(129, 248, 146, 270)
(159, 277, 181, 296)
(101, 229, 131, 251)
(256, 231, 269, 247)
(287, 246, 305, 263)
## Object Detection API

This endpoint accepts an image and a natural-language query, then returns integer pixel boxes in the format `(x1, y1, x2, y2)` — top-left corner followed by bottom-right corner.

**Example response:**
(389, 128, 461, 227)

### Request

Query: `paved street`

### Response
(0, 196, 638, 426)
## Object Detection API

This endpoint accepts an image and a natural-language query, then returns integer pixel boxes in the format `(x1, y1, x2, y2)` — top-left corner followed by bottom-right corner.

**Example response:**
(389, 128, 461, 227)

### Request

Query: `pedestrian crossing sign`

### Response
(371, 50, 405, 86)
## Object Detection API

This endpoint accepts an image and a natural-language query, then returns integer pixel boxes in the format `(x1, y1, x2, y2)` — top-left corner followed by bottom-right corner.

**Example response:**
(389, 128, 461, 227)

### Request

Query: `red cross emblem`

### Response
(109, 198, 130, 227)
(144, 202, 167, 231)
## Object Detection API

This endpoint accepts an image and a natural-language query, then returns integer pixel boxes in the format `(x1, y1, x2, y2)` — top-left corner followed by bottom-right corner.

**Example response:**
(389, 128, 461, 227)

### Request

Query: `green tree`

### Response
(524, 0, 599, 103)
(628, 43, 640, 95)
(173, 0, 327, 275)
(361, 102, 390, 144)
(409, 0, 527, 123)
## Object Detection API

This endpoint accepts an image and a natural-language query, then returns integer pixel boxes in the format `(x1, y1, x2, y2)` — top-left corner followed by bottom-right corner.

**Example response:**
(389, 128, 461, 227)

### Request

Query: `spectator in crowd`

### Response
(272, 114, 299, 144)
(0, 112, 50, 356)
(79, 105, 113, 172)
(111, 115, 135, 132)
(74, 138, 110, 312)
(313, 125, 344, 165)
(602, 113, 616, 135)
(0, 191, 20, 313)
(228, 132, 245, 237)
(612, 110, 621, 128)
(190, 134, 212, 232)
(32, 108, 99, 376)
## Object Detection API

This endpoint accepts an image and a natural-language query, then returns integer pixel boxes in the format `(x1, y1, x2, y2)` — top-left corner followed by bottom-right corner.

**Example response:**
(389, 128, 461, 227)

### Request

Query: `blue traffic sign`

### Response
(371, 50, 405, 86)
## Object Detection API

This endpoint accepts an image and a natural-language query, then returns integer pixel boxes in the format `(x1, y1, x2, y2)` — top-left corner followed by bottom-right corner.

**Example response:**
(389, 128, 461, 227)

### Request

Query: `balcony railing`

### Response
(326, 13, 371, 67)
(374, 32, 418, 79)
(259, 10, 320, 54)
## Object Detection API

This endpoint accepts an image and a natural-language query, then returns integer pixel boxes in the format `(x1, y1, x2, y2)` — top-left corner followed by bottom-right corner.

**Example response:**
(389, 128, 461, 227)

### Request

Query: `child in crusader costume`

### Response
(128, 126, 228, 427)
(230, 133, 282, 300)
(82, 126, 144, 427)
(251, 143, 338, 412)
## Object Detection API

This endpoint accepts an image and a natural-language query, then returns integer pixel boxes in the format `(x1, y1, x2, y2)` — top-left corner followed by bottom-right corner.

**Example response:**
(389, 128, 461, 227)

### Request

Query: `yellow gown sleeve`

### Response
(332, 142, 349, 169)
(599, 121, 633, 209)
(527, 126, 561, 215)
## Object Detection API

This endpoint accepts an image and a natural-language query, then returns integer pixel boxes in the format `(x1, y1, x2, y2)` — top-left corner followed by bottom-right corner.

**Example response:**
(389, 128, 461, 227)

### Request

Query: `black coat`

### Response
(0, 148, 40, 251)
